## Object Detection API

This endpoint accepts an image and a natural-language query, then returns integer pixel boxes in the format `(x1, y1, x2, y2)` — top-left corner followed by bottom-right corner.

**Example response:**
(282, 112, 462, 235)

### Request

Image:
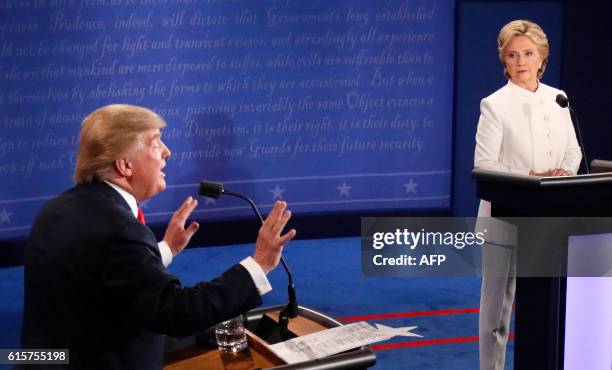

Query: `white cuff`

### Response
(239, 257, 272, 296)
(158, 241, 173, 268)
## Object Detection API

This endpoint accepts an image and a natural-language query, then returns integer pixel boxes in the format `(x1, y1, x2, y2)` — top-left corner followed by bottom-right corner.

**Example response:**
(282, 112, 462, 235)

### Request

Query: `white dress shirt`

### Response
(474, 80, 582, 216)
(104, 180, 272, 295)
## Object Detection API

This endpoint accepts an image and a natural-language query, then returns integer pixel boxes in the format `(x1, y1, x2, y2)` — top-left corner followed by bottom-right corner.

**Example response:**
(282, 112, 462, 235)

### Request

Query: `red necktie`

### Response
(137, 207, 146, 225)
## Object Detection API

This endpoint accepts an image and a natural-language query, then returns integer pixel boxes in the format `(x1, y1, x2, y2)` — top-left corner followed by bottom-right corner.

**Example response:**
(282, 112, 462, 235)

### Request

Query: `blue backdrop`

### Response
(0, 0, 455, 239)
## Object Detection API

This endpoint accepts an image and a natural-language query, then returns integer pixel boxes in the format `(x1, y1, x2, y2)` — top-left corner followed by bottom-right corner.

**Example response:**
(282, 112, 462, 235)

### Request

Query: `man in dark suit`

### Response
(21, 104, 296, 369)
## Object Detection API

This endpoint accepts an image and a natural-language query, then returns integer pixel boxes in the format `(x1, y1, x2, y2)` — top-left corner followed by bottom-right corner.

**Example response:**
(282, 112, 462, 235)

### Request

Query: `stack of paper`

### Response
(268, 321, 421, 364)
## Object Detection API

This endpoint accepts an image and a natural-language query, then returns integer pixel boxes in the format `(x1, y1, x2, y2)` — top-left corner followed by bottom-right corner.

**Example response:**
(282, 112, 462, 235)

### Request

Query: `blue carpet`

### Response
(0, 237, 514, 369)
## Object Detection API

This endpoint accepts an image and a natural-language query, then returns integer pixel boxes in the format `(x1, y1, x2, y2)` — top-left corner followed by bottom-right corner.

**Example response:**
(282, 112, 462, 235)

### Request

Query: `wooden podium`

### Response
(163, 305, 376, 370)
(473, 168, 612, 370)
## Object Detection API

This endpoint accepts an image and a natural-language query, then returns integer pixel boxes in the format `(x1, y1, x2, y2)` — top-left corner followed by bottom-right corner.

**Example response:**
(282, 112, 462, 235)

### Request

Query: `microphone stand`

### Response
(567, 106, 590, 174)
(557, 95, 590, 174)
(221, 190, 299, 340)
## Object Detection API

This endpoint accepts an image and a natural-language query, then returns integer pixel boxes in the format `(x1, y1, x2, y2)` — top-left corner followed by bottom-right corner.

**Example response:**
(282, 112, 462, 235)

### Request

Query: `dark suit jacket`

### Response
(21, 180, 262, 370)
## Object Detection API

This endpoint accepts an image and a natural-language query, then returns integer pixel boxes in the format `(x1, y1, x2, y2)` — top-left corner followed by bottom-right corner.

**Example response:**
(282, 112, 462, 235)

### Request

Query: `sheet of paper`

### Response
(268, 321, 421, 364)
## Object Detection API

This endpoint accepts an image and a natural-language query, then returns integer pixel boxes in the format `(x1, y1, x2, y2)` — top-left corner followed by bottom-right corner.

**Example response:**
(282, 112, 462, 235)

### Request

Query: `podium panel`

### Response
(473, 168, 612, 370)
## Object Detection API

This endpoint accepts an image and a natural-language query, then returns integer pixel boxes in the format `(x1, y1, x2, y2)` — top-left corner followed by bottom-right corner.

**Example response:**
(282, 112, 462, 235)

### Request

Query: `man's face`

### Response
(128, 128, 171, 202)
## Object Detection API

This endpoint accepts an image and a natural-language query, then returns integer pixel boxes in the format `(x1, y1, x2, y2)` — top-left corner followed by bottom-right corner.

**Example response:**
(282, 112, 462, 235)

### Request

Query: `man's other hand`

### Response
(254, 201, 296, 274)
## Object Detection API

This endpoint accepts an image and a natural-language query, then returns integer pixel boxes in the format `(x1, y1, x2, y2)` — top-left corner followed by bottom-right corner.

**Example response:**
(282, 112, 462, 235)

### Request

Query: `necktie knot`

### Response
(137, 207, 146, 225)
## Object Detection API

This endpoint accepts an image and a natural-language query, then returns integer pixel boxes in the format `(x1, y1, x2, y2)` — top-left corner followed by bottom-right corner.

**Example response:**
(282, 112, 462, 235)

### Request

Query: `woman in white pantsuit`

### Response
(474, 20, 582, 370)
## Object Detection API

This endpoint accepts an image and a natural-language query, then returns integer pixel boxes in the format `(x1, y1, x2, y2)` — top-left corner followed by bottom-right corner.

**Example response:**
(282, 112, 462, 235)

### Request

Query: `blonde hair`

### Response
(498, 20, 549, 79)
(74, 104, 166, 184)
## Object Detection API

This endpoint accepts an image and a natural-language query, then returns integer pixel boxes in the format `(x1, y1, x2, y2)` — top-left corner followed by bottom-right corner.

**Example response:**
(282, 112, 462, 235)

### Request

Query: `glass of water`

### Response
(215, 316, 248, 353)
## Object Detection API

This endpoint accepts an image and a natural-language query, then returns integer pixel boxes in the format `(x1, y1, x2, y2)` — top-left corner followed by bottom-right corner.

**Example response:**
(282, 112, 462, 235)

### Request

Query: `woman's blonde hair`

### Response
(74, 104, 166, 184)
(498, 19, 549, 79)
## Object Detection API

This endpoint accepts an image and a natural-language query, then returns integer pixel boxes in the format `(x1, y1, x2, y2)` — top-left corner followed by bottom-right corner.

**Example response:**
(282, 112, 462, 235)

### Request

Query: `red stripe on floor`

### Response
(338, 308, 480, 322)
(338, 306, 517, 323)
(339, 307, 517, 351)
(372, 333, 515, 351)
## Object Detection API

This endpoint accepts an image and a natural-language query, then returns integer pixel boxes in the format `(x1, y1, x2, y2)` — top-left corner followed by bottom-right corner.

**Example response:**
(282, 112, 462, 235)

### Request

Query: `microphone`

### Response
(556, 94, 589, 174)
(199, 181, 299, 338)
(555, 94, 568, 108)
(199, 180, 223, 198)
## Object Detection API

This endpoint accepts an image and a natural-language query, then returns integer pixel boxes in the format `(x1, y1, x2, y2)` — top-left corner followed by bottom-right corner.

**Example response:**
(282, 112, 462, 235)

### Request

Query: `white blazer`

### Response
(474, 80, 582, 216)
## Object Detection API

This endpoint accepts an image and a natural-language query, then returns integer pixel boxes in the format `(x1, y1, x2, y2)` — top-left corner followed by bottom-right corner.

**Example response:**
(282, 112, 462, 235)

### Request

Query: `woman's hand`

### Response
(529, 168, 570, 177)
(548, 168, 570, 176)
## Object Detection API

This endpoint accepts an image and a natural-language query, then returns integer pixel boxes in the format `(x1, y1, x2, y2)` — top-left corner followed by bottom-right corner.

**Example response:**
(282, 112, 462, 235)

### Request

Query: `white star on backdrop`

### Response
(336, 181, 352, 197)
(204, 197, 216, 205)
(140, 200, 150, 209)
(270, 184, 286, 200)
(0, 208, 12, 224)
(403, 179, 418, 194)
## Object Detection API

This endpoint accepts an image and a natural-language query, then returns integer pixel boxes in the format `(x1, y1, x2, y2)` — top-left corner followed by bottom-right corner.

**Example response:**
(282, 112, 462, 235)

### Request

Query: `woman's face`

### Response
(503, 35, 543, 90)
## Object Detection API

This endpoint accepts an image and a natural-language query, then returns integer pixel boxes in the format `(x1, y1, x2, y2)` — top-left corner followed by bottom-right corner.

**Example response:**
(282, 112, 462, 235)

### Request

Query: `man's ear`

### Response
(114, 158, 133, 177)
